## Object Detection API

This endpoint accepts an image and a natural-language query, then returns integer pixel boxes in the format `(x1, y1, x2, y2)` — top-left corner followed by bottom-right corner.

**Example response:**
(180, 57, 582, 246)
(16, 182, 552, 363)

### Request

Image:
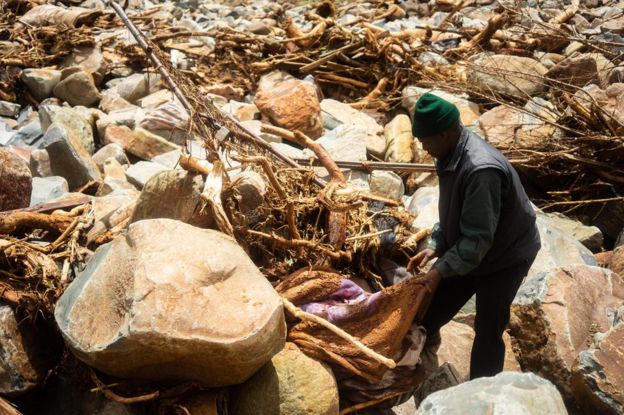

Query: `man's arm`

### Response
(427, 222, 447, 254)
(434, 168, 504, 278)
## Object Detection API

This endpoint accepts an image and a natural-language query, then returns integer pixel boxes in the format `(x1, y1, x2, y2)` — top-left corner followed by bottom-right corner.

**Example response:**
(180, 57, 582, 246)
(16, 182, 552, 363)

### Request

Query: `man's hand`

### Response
(408, 248, 437, 272)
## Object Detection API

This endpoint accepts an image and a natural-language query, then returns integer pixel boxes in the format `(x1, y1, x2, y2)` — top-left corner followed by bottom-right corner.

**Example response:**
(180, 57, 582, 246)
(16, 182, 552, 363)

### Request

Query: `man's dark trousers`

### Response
(422, 256, 536, 379)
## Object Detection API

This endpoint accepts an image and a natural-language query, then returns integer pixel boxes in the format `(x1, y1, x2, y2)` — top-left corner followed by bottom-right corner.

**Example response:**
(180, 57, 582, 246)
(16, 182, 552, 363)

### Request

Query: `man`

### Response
(408, 93, 541, 379)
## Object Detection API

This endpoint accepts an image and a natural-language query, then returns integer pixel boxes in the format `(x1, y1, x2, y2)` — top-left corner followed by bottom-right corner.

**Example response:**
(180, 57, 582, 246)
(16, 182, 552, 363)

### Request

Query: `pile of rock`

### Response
(1, 0, 624, 414)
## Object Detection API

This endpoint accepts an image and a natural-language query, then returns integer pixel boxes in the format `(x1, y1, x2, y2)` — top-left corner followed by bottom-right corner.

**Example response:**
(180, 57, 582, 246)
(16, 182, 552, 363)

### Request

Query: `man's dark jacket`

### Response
(435, 128, 541, 276)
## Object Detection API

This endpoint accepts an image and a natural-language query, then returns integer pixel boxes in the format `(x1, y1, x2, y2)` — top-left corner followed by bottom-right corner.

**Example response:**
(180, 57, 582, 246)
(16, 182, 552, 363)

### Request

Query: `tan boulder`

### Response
(384, 114, 413, 163)
(510, 265, 624, 400)
(125, 127, 179, 160)
(55, 219, 285, 387)
(608, 246, 624, 276)
(573, 83, 624, 134)
(53, 70, 100, 107)
(254, 71, 323, 139)
(438, 320, 520, 381)
(230, 343, 339, 415)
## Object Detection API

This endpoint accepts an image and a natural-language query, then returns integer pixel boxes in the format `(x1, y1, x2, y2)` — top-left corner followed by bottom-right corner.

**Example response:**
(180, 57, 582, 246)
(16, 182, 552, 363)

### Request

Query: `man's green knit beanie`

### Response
(411, 92, 461, 138)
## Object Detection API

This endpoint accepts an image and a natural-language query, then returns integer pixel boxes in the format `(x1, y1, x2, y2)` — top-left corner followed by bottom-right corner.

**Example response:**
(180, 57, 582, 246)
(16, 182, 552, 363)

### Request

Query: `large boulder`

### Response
(468, 54, 548, 98)
(230, 343, 339, 415)
(0, 148, 32, 211)
(571, 318, 624, 415)
(55, 219, 286, 387)
(130, 170, 212, 227)
(254, 71, 323, 139)
(510, 265, 624, 400)
(415, 372, 568, 415)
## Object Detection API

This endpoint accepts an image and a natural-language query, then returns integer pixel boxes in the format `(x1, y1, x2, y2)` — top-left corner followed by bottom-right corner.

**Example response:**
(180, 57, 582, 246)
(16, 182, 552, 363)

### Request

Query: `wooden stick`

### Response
(339, 391, 406, 414)
(294, 158, 436, 173)
(282, 298, 396, 369)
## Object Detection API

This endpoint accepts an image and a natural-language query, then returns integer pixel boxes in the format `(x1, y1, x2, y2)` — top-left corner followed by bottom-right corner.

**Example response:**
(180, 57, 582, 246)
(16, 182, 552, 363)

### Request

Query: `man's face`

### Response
(416, 131, 451, 159)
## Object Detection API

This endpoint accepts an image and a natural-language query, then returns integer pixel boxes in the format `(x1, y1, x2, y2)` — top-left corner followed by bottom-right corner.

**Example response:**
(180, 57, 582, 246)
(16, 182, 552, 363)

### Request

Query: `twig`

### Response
(282, 298, 396, 369)
(89, 370, 160, 404)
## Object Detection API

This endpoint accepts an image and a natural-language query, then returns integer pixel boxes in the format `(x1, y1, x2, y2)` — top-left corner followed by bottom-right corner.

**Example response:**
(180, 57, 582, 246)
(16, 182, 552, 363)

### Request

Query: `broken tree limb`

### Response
(282, 298, 396, 370)
(247, 230, 351, 261)
(0, 211, 75, 235)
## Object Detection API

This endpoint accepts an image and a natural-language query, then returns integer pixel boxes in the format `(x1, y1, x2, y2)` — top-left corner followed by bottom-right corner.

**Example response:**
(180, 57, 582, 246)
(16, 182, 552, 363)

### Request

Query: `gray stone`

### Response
(0, 148, 32, 211)
(61, 46, 107, 85)
(39, 105, 95, 154)
(92, 144, 129, 170)
(8, 121, 43, 150)
(0, 101, 20, 118)
(404, 185, 439, 233)
(130, 169, 212, 227)
(124, 161, 169, 189)
(43, 124, 101, 190)
(30, 176, 69, 206)
(415, 372, 568, 415)
(369, 171, 404, 200)
(530, 211, 597, 279)
(107, 73, 149, 104)
(239, 120, 281, 143)
(320, 99, 383, 136)
(306, 124, 368, 162)
(545, 212, 604, 252)
(53, 70, 100, 107)
(55, 219, 286, 387)
(230, 344, 339, 415)
(21, 68, 62, 101)
(29, 149, 52, 177)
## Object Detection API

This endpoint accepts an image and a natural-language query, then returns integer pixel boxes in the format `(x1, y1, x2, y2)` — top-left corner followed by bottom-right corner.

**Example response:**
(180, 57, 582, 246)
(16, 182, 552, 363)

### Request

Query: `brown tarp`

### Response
(277, 269, 436, 384)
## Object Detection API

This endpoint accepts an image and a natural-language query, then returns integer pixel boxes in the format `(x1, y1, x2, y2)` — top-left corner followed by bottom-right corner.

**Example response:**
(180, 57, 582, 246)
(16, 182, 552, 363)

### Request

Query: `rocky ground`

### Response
(0, 0, 624, 414)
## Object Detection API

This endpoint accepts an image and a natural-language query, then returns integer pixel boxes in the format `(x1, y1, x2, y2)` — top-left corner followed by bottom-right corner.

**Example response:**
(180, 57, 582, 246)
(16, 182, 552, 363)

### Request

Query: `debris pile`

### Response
(0, 0, 623, 413)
